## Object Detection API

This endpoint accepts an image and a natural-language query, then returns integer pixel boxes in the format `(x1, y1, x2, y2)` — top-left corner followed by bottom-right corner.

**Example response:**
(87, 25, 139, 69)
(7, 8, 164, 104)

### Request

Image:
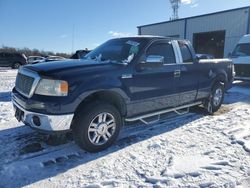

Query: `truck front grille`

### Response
(15, 73, 35, 97)
(235, 64, 250, 77)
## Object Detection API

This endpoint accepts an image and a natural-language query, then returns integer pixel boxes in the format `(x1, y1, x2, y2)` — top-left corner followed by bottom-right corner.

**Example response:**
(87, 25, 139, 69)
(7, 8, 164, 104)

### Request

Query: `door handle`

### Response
(174, 70, 181, 78)
(121, 74, 133, 79)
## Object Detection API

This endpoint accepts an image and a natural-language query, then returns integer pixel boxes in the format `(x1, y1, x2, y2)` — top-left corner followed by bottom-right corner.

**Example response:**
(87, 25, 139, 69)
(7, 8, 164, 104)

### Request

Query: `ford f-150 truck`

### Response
(12, 36, 234, 152)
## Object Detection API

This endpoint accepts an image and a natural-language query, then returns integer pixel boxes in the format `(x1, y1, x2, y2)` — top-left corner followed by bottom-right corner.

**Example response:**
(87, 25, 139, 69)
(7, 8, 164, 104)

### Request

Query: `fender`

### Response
(210, 68, 228, 89)
(73, 75, 130, 113)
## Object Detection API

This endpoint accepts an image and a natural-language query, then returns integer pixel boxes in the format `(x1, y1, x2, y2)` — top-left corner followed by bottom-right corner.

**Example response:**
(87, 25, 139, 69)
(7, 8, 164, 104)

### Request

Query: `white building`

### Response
(138, 6, 250, 58)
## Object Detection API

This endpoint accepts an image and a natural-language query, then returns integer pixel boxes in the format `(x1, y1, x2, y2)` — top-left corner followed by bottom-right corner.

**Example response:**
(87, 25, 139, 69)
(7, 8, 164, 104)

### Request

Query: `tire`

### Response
(204, 82, 225, 114)
(72, 102, 122, 152)
(12, 62, 21, 69)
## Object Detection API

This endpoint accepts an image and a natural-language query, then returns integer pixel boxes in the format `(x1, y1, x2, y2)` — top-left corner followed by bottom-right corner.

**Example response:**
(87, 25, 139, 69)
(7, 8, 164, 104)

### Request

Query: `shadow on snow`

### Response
(0, 83, 249, 186)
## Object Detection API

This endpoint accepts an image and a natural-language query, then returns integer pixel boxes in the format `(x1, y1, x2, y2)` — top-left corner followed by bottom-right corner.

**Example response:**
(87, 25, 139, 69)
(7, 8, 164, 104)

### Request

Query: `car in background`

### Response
(230, 34, 250, 81)
(196, 54, 215, 60)
(45, 56, 66, 62)
(70, 50, 91, 59)
(27, 56, 45, 64)
(0, 52, 27, 69)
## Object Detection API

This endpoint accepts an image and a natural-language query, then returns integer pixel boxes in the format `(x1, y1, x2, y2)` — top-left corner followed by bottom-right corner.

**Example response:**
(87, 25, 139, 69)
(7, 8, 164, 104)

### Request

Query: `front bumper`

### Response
(234, 76, 250, 81)
(12, 99, 74, 132)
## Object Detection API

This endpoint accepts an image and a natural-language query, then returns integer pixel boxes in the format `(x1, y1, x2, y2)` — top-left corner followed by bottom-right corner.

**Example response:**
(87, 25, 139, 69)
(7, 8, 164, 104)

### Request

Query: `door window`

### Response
(147, 42, 176, 64)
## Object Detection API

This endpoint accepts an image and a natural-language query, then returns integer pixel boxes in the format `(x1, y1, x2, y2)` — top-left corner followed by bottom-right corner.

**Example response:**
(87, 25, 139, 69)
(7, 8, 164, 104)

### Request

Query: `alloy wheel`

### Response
(87, 112, 116, 146)
(213, 88, 223, 106)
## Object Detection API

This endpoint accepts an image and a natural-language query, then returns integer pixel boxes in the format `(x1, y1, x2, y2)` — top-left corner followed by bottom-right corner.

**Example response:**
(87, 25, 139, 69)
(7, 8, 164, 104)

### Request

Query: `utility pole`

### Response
(169, 0, 181, 20)
(71, 24, 75, 53)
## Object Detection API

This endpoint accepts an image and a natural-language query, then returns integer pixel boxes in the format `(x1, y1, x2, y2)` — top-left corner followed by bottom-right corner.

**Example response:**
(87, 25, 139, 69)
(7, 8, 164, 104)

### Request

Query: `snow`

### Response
(0, 68, 250, 187)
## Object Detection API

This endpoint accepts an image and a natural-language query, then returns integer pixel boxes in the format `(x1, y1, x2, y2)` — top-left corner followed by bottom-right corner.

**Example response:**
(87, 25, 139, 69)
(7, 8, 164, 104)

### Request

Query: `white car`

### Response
(27, 56, 45, 64)
(231, 34, 250, 81)
(45, 56, 66, 62)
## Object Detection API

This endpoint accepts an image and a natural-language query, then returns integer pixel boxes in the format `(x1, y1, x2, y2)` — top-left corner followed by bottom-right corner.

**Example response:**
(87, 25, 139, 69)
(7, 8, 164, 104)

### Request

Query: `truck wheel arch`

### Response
(71, 91, 127, 129)
(211, 71, 228, 89)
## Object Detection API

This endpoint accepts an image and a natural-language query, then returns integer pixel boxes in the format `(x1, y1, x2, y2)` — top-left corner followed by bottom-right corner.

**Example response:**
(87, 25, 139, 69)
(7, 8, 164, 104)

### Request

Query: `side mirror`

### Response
(146, 55, 164, 64)
(140, 55, 164, 69)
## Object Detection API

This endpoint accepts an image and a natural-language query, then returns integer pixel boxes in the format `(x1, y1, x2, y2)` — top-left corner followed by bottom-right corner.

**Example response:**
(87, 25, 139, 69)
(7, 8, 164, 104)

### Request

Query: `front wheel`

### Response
(73, 102, 122, 152)
(204, 82, 225, 114)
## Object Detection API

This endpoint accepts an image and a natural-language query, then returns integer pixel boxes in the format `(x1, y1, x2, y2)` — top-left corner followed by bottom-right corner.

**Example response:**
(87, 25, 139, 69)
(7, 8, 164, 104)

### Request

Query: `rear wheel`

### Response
(205, 82, 225, 114)
(73, 102, 122, 152)
(12, 62, 21, 69)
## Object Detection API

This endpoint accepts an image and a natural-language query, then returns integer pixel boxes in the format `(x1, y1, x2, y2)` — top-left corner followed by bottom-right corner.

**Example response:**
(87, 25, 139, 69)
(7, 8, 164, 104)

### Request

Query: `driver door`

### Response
(127, 40, 180, 116)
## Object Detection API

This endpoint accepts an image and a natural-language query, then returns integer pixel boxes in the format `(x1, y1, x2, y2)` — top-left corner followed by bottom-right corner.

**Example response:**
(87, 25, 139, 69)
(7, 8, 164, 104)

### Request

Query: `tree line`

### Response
(0, 46, 71, 58)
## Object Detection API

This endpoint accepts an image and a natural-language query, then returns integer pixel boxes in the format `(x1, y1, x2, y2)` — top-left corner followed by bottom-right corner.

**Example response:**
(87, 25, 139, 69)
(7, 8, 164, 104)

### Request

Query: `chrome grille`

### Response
(16, 73, 35, 97)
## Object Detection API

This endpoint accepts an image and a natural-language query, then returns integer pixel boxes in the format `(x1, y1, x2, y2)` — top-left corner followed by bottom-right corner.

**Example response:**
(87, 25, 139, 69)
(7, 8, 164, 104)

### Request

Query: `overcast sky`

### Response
(0, 0, 249, 53)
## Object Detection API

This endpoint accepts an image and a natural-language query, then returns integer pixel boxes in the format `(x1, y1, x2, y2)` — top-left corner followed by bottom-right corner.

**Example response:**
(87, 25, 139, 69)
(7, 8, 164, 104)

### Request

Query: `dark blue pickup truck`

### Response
(12, 36, 234, 152)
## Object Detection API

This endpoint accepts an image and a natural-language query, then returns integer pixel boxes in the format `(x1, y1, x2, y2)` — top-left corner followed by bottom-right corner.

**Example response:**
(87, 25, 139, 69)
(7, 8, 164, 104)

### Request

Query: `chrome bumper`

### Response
(12, 100, 74, 132)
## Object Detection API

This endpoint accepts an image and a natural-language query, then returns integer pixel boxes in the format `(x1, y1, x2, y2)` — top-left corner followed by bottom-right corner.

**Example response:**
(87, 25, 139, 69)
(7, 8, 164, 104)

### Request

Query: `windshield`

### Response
(232, 43, 250, 57)
(83, 38, 147, 64)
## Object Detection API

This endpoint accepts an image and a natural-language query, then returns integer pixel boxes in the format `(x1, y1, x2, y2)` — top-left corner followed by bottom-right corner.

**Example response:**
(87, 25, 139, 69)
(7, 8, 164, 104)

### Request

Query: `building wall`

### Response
(139, 7, 250, 57)
(140, 20, 185, 38)
(248, 7, 250, 34)
(186, 8, 249, 57)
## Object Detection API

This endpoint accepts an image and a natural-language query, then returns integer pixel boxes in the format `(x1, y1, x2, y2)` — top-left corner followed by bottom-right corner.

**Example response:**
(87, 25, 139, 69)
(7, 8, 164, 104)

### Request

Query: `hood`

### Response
(24, 59, 116, 75)
(231, 56, 250, 65)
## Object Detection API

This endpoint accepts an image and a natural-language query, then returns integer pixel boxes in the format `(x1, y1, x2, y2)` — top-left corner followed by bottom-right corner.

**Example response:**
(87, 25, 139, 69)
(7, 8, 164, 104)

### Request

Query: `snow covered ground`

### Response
(0, 68, 249, 188)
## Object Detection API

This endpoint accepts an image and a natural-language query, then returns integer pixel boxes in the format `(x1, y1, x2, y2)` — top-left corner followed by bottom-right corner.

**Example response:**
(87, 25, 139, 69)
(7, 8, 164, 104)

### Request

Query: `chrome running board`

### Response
(125, 101, 202, 125)
(174, 108, 189, 115)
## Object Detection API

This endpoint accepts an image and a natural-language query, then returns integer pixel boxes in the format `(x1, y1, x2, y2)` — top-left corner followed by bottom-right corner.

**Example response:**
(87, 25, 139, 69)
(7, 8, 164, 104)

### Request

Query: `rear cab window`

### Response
(178, 41, 193, 63)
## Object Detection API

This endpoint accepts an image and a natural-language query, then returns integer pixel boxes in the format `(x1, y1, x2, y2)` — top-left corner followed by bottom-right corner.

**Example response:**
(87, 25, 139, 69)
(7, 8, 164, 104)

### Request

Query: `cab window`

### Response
(178, 42, 193, 63)
(147, 42, 176, 64)
(232, 43, 250, 56)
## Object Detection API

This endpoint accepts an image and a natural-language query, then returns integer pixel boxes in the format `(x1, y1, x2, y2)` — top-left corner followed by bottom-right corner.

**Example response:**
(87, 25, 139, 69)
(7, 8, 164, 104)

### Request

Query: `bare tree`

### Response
(0, 45, 71, 58)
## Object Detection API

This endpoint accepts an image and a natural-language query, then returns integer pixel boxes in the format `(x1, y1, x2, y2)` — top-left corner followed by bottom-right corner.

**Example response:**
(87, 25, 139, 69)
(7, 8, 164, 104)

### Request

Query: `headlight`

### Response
(35, 79, 68, 96)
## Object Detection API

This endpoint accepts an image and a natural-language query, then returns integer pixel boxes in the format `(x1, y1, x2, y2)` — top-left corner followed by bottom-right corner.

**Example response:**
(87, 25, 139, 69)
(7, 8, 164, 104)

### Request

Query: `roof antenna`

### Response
(169, 0, 181, 20)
